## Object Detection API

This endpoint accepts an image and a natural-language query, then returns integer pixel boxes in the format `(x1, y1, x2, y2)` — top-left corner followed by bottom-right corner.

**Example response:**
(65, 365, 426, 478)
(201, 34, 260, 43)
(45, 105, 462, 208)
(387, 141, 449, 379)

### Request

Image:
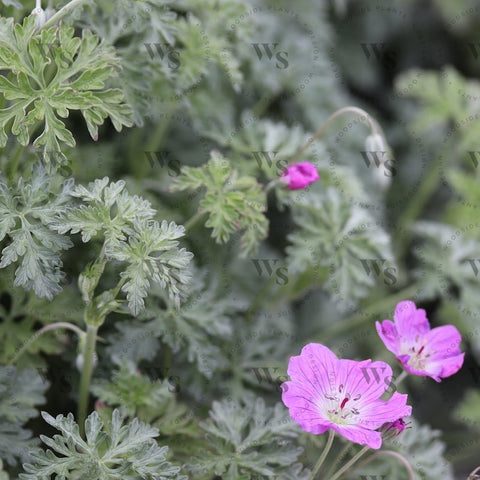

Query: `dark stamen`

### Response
(418, 345, 425, 355)
(340, 397, 349, 409)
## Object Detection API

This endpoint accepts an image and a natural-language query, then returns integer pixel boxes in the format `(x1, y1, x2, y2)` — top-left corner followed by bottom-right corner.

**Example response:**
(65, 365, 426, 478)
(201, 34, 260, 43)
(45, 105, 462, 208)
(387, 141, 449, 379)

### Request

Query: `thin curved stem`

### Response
(468, 466, 480, 479)
(308, 430, 335, 480)
(184, 211, 206, 232)
(348, 450, 416, 480)
(327, 445, 370, 480)
(42, 0, 89, 29)
(289, 106, 382, 165)
(8, 322, 85, 365)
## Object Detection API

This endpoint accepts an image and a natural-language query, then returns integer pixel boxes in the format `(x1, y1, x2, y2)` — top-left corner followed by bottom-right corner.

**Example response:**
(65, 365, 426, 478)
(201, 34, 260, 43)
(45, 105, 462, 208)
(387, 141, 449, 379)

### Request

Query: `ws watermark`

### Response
(251, 151, 288, 175)
(250, 43, 289, 69)
(359, 259, 397, 286)
(250, 367, 288, 392)
(360, 42, 398, 70)
(144, 151, 181, 176)
(360, 150, 397, 177)
(251, 259, 288, 285)
(144, 43, 181, 70)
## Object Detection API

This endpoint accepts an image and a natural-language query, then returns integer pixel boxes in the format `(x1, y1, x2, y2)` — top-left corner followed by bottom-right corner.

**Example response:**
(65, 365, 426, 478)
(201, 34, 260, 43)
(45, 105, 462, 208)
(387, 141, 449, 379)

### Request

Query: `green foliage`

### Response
(109, 219, 193, 313)
(0, 460, 9, 480)
(54, 176, 155, 245)
(186, 395, 309, 480)
(91, 360, 198, 441)
(0, 268, 83, 368)
(0, 15, 133, 166)
(0, 0, 476, 478)
(91, 360, 174, 417)
(395, 67, 480, 130)
(0, 170, 73, 299)
(0, 366, 48, 466)
(54, 177, 193, 314)
(20, 409, 187, 480)
(171, 150, 268, 256)
(455, 389, 480, 428)
(411, 221, 479, 298)
(286, 188, 394, 311)
(142, 266, 234, 377)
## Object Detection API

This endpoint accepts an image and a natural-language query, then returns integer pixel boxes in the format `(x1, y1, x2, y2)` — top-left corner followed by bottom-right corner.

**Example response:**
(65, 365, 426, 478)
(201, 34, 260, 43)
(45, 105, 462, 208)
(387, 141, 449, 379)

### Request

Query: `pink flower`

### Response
(280, 162, 319, 190)
(376, 301, 465, 382)
(281, 343, 411, 449)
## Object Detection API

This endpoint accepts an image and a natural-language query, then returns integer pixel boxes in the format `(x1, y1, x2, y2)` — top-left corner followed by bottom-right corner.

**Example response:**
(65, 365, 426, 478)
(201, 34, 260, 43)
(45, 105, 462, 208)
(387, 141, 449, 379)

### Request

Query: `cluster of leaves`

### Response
(185, 395, 310, 480)
(0, 366, 48, 466)
(0, 170, 73, 299)
(171, 150, 268, 257)
(0, 15, 133, 166)
(74, 0, 247, 126)
(20, 409, 187, 480)
(286, 188, 393, 311)
(54, 176, 193, 314)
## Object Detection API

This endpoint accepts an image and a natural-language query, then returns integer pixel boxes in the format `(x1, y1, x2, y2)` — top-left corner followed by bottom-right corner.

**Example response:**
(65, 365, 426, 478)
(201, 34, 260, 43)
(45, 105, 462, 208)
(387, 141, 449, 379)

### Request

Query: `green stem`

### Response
(41, 0, 89, 29)
(184, 211, 206, 231)
(308, 430, 335, 480)
(327, 445, 370, 480)
(394, 370, 408, 387)
(8, 322, 85, 365)
(78, 324, 98, 438)
(145, 102, 178, 153)
(324, 442, 353, 478)
(312, 283, 421, 343)
(395, 152, 443, 262)
(290, 106, 382, 165)
(348, 450, 415, 480)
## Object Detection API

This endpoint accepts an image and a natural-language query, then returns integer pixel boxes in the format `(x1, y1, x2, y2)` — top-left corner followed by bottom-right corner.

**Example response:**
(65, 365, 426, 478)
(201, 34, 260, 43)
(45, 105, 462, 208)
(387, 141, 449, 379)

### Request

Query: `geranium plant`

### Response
(0, 0, 479, 479)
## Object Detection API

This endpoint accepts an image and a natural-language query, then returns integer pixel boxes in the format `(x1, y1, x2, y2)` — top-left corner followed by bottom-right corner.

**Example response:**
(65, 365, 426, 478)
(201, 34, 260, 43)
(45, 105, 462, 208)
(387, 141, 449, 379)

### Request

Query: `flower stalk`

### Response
(41, 0, 89, 29)
(327, 445, 370, 480)
(289, 106, 384, 165)
(77, 323, 98, 438)
(308, 430, 335, 480)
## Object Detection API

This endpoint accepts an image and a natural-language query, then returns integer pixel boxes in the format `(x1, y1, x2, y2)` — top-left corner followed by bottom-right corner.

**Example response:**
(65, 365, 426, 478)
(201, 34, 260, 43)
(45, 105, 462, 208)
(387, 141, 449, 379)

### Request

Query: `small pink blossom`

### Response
(376, 301, 464, 382)
(280, 162, 319, 190)
(281, 343, 411, 449)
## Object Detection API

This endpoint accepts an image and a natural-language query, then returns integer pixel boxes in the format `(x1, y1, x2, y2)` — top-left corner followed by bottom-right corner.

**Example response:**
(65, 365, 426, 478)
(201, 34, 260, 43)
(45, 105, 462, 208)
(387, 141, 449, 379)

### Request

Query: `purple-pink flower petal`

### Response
(281, 343, 412, 449)
(376, 301, 464, 382)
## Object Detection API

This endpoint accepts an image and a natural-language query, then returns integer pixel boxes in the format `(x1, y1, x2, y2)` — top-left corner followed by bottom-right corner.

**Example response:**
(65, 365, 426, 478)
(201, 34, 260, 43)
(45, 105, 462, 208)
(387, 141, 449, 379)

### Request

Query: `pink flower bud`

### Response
(386, 418, 408, 435)
(280, 162, 319, 190)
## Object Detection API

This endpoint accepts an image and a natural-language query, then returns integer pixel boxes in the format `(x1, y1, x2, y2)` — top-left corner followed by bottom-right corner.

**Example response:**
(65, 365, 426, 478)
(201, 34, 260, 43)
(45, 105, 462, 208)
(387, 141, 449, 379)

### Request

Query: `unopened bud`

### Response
(31, 7, 46, 28)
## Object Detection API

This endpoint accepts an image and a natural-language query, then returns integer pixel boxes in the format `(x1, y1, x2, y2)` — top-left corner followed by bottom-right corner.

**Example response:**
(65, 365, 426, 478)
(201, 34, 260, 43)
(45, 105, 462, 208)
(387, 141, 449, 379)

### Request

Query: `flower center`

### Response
(323, 384, 362, 424)
(405, 337, 436, 370)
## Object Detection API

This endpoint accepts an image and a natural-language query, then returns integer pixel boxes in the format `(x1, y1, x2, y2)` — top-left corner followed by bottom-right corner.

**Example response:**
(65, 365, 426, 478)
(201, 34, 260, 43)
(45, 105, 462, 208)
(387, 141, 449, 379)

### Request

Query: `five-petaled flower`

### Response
(376, 300, 464, 382)
(281, 343, 411, 449)
(280, 162, 319, 190)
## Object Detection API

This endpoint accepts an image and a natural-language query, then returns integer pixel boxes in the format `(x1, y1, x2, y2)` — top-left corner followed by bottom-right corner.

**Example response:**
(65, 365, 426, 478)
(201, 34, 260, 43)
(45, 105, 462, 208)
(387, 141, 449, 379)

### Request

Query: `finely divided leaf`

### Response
(20, 409, 187, 480)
